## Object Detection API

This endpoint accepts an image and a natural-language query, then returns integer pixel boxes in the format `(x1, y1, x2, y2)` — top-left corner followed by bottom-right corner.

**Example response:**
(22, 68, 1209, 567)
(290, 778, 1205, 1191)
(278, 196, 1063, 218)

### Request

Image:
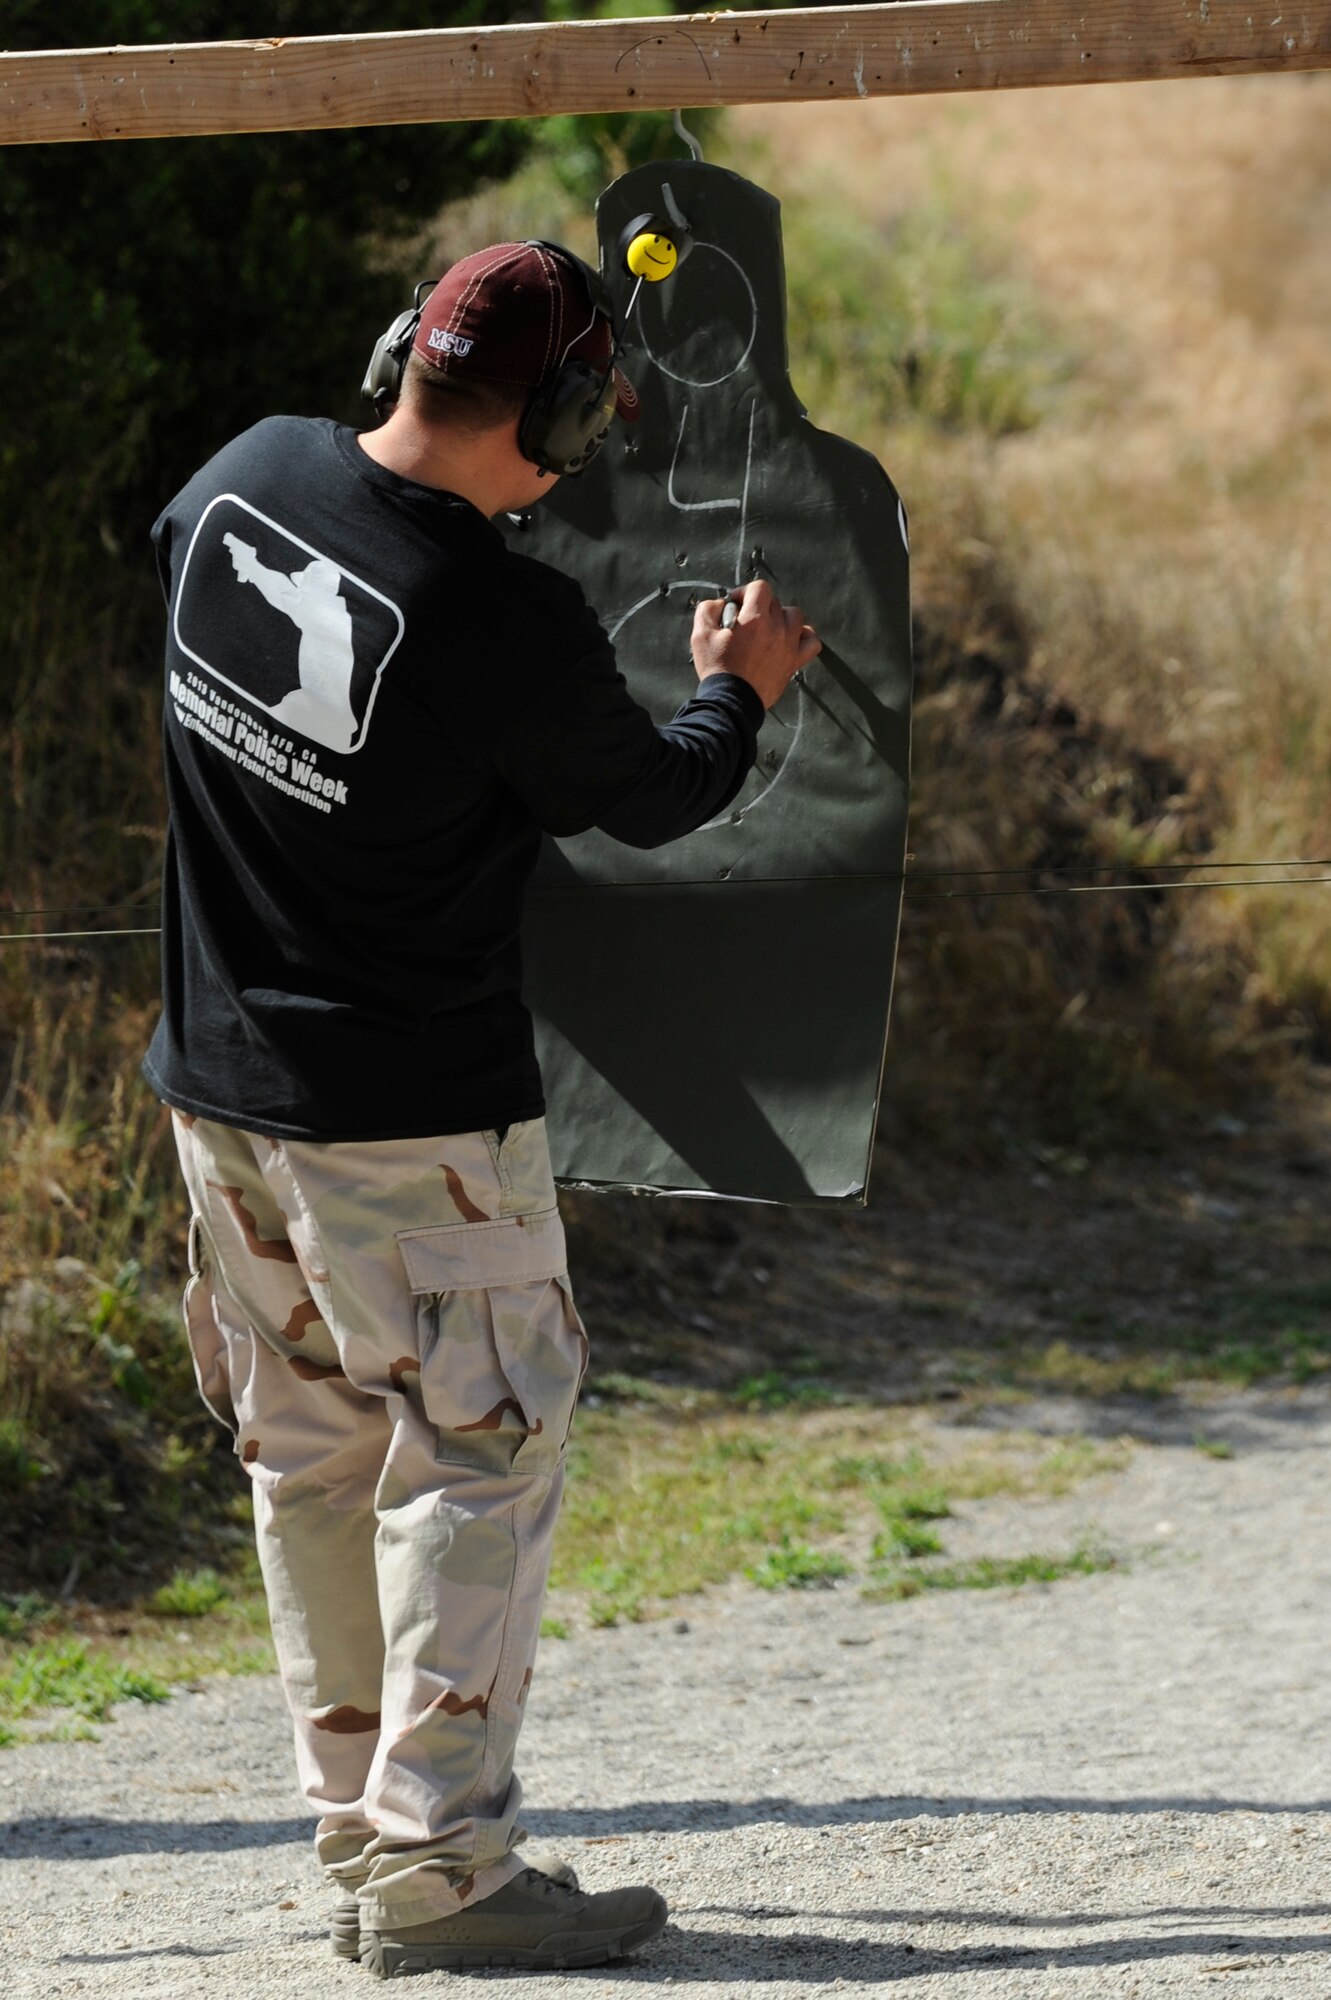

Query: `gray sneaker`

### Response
(330, 1850, 582, 1960)
(360, 1865, 668, 1977)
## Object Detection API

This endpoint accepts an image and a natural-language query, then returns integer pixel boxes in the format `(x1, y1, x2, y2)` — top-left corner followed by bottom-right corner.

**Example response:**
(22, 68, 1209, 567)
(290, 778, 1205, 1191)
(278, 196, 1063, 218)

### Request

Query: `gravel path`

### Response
(6, 1389, 1330, 1998)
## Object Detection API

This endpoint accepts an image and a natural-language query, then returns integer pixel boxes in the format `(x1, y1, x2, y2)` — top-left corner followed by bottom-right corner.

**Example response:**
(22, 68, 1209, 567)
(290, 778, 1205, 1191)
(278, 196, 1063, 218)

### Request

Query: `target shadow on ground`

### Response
(6, 1793, 1329, 1859)
(620, 1926, 1331, 1982)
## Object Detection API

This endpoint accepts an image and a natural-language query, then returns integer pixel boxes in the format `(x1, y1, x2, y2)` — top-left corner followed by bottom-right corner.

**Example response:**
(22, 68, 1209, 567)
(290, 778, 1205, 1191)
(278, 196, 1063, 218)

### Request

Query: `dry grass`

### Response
(733, 77, 1331, 1077)
(0, 987, 226, 1598)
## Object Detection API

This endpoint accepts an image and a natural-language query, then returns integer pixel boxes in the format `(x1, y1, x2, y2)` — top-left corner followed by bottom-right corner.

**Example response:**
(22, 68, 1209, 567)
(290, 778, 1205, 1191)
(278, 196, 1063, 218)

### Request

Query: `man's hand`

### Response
(691, 580, 821, 711)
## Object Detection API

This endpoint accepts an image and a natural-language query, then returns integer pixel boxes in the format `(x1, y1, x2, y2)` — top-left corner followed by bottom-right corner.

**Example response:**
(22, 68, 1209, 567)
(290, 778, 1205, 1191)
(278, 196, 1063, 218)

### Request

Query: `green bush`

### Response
(148, 1567, 229, 1617)
(784, 197, 1072, 437)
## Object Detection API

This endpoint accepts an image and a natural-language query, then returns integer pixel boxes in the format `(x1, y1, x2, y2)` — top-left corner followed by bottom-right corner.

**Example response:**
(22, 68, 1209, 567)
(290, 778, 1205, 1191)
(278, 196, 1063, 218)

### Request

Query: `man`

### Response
(145, 241, 819, 1978)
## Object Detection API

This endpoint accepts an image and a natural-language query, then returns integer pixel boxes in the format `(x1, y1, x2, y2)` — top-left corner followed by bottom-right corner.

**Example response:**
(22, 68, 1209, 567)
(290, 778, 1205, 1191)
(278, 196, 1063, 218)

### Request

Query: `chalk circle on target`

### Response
(606, 580, 799, 822)
(634, 243, 758, 388)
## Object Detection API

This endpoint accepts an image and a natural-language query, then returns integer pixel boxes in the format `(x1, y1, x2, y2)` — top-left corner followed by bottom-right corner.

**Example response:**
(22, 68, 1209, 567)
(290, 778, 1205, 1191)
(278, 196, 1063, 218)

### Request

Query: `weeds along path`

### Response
(5, 1385, 1329, 1998)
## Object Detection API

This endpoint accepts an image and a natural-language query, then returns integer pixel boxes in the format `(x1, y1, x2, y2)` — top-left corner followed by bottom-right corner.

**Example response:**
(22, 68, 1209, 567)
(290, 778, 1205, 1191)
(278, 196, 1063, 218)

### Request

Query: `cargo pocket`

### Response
(181, 1211, 239, 1441)
(396, 1208, 587, 1478)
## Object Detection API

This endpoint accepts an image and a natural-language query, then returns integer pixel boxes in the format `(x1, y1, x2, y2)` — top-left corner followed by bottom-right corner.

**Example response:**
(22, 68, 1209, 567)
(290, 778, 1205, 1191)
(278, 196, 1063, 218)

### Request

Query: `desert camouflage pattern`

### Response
(171, 1112, 587, 1928)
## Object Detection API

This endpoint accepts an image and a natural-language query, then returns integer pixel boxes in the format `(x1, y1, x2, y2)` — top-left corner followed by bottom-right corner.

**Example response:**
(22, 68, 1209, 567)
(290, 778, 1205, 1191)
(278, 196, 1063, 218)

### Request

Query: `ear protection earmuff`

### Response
(513, 241, 623, 479)
(360, 244, 625, 478)
(360, 278, 436, 421)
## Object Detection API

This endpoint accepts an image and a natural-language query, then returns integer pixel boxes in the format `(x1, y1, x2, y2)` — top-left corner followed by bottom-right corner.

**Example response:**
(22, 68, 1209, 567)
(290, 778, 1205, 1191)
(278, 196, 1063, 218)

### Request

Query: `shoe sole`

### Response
(331, 1899, 361, 1961)
(361, 1907, 668, 1979)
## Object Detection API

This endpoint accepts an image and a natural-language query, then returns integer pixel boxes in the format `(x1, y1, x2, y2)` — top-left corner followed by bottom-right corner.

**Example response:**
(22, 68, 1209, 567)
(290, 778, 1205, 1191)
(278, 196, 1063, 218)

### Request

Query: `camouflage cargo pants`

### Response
(170, 1112, 588, 1927)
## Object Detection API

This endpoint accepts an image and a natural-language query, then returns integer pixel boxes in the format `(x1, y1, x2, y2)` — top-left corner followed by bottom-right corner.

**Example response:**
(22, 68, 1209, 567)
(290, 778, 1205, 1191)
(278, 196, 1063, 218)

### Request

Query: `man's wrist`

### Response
(692, 671, 765, 729)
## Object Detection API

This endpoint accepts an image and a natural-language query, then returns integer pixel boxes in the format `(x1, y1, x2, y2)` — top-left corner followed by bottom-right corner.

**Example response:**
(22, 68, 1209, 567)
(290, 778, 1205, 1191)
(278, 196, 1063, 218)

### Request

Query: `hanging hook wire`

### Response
(672, 110, 704, 163)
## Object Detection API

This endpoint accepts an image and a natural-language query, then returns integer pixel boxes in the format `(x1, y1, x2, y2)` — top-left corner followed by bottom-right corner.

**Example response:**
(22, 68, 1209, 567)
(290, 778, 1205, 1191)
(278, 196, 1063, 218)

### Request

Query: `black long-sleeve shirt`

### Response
(142, 416, 762, 1140)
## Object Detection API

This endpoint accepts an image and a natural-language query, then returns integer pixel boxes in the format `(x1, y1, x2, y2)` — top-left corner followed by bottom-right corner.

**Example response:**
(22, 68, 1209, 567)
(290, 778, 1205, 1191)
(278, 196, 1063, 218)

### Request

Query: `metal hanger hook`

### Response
(672, 109, 704, 162)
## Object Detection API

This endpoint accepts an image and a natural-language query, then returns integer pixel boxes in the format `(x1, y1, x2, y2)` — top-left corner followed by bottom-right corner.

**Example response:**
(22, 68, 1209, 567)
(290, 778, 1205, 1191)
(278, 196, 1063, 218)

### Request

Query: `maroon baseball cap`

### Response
(413, 241, 639, 420)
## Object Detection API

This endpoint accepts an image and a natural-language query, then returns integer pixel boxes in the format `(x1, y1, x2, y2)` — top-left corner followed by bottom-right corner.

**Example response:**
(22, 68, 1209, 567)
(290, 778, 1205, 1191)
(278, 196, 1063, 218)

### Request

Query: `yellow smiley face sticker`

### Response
(626, 231, 679, 282)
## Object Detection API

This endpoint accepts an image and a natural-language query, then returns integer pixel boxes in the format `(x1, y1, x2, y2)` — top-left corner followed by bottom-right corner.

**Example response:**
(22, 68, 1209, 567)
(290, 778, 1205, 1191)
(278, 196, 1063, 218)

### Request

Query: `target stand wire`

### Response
(4, 857, 1331, 945)
(5, 873, 1331, 943)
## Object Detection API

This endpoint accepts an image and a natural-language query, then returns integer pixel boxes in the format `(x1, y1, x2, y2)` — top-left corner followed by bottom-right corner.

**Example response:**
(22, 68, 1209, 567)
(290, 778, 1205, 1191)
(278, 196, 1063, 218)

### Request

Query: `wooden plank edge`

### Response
(2, 1, 1329, 145)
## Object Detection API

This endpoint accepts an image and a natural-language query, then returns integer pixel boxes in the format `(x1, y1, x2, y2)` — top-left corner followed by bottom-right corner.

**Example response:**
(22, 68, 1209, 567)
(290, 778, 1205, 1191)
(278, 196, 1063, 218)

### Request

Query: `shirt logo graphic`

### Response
(173, 495, 404, 755)
(426, 328, 474, 357)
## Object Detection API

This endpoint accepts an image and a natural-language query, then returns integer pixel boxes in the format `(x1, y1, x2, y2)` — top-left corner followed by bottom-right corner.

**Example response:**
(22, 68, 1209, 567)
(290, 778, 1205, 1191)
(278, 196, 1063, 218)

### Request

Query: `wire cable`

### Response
(0, 924, 163, 942)
(902, 854, 1331, 883)
(5, 873, 1331, 942)
(4, 857, 1331, 944)
(0, 900, 159, 922)
(902, 872, 1331, 902)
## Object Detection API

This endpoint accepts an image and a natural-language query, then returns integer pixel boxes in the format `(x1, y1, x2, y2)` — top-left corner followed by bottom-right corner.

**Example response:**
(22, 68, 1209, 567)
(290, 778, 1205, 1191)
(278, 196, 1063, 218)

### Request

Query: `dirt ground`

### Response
(564, 1087, 1331, 1410)
(9, 1373, 1330, 2000)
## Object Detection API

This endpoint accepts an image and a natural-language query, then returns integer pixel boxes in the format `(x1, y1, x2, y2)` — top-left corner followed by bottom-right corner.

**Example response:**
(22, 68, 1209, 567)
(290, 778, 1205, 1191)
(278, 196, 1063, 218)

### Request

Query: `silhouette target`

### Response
(506, 162, 912, 1205)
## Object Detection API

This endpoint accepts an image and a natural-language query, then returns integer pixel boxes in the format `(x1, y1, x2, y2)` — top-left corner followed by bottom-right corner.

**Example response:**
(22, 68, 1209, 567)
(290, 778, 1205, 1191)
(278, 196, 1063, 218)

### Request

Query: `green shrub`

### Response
(0, 1640, 169, 1725)
(784, 198, 1072, 438)
(745, 1537, 850, 1590)
(148, 1567, 229, 1618)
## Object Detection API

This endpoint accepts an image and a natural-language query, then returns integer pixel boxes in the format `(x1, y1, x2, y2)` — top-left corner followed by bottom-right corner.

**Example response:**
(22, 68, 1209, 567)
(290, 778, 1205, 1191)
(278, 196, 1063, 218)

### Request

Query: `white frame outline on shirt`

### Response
(172, 492, 406, 757)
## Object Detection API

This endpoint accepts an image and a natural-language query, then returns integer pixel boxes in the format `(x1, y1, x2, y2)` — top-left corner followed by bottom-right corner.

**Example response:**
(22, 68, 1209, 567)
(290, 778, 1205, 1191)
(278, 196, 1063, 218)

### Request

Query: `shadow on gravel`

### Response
(0, 1815, 308, 1858)
(59, 1945, 238, 1964)
(7, 1792, 1331, 1859)
(632, 1927, 1331, 1980)
(965, 1390, 1331, 1452)
(691, 1900, 1331, 1927)
(521, 1794, 1331, 1836)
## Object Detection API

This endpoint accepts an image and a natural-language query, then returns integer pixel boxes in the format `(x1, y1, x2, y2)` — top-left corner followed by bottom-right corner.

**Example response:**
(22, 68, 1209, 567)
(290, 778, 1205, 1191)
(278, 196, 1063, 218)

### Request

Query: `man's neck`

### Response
(356, 407, 541, 519)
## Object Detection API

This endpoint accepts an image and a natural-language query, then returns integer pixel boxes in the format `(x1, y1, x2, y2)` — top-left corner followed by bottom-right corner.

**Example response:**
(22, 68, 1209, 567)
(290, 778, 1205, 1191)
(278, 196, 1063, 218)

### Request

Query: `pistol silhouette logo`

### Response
(174, 495, 404, 755)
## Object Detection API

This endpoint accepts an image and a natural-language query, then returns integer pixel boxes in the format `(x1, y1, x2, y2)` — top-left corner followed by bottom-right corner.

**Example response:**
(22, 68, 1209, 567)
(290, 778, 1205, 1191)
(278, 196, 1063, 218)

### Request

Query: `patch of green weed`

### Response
(0, 1418, 44, 1492)
(1020, 1318, 1331, 1394)
(583, 1373, 691, 1409)
(553, 1408, 1125, 1619)
(873, 1521, 945, 1561)
(732, 1371, 837, 1412)
(0, 1593, 52, 1641)
(148, 1567, 228, 1618)
(746, 1539, 851, 1591)
(863, 1543, 1118, 1604)
(576, 1560, 644, 1630)
(877, 1488, 953, 1523)
(1029, 1439, 1128, 1496)
(539, 1617, 569, 1641)
(89, 1262, 157, 1409)
(828, 1453, 908, 1488)
(0, 1640, 169, 1729)
(711, 1435, 769, 1466)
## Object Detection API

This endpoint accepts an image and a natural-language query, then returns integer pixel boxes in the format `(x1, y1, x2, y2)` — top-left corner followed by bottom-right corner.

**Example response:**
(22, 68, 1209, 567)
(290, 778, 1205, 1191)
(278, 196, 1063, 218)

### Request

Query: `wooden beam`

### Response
(3, 1, 1329, 147)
